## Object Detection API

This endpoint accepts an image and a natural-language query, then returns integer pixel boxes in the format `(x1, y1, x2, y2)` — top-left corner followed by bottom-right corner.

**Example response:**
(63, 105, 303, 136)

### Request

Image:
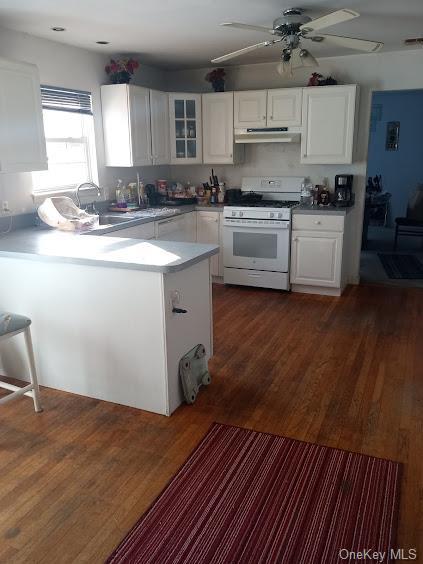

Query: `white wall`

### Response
(167, 49, 423, 281)
(0, 26, 169, 213)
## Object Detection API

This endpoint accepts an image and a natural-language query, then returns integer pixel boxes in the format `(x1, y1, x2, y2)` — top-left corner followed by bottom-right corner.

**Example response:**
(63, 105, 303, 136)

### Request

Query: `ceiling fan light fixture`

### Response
(277, 60, 293, 76)
(298, 48, 318, 67)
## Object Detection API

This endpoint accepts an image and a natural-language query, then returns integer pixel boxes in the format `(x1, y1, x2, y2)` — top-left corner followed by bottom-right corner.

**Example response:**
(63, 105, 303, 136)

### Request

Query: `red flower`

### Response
(105, 58, 139, 77)
(205, 67, 226, 83)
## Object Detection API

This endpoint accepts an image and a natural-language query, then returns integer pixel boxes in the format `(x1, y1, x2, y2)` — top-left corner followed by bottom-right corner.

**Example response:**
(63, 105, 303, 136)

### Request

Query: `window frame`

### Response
(32, 87, 98, 195)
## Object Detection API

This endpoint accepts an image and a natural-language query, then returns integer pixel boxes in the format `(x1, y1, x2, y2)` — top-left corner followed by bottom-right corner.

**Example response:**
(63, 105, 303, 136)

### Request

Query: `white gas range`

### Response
(223, 177, 304, 290)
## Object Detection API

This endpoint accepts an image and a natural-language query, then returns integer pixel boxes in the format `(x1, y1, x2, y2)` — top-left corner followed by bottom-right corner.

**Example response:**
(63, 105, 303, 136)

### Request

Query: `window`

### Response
(32, 86, 98, 193)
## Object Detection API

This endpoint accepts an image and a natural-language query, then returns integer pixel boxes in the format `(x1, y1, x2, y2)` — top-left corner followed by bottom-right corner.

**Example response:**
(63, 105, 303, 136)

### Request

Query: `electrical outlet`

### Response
(2, 201, 10, 213)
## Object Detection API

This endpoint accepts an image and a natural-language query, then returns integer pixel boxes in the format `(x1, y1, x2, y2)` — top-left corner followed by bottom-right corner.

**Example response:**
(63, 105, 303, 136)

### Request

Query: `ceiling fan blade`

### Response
(300, 9, 359, 32)
(220, 22, 277, 35)
(316, 34, 383, 52)
(211, 39, 281, 63)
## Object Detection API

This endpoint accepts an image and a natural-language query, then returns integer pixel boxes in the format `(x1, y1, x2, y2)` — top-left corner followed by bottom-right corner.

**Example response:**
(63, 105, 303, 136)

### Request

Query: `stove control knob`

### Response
(232, 211, 236, 217)
(269, 212, 274, 218)
(239, 211, 243, 218)
(278, 212, 283, 219)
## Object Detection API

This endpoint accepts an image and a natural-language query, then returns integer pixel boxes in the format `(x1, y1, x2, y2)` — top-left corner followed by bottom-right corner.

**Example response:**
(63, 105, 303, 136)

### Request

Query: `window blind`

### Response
(40, 85, 93, 115)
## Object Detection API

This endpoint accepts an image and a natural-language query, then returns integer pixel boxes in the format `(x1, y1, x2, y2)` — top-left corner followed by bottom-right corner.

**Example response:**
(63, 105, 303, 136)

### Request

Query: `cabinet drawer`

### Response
(224, 267, 288, 290)
(292, 213, 344, 232)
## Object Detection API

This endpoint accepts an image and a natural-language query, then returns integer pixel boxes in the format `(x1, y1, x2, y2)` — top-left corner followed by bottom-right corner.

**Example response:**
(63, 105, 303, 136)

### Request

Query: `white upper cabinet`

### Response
(301, 85, 358, 164)
(169, 93, 202, 164)
(202, 92, 243, 165)
(0, 57, 47, 173)
(101, 84, 152, 167)
(267, 88, 302, 127)
(234, 90, 267, 128)
(128, 86, 152, 166)
(150, 89, 170, 165)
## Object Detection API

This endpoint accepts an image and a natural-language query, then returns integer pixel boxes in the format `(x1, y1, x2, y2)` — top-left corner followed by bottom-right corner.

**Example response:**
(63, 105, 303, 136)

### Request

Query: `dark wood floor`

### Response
(1, 283, 422, 563)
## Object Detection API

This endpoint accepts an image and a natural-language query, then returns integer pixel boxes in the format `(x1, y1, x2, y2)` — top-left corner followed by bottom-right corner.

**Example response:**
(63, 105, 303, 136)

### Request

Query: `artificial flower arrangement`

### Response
(307, 72, 338, 86)
(205, 67, 226, 92)
(105, 58, 139, 84)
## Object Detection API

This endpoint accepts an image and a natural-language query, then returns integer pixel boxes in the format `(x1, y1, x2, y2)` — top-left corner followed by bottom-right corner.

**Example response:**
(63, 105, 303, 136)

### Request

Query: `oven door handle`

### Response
(223, 221, 290, 229)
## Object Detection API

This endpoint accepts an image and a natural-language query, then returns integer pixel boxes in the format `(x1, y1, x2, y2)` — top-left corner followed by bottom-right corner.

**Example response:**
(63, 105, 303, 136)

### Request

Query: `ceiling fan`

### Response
(211, 8, 383, 74)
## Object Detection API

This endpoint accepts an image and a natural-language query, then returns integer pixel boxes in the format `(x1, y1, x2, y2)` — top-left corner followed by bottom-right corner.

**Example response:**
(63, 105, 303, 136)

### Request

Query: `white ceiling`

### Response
(0, 0, 422, 69)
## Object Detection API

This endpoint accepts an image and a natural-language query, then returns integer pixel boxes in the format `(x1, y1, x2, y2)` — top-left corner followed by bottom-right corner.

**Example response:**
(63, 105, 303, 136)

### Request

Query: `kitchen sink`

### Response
(98, 214, 135, 225)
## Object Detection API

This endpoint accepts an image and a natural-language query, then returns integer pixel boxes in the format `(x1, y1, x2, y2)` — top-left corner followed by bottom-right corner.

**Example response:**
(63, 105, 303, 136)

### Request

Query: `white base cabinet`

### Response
(0, 57, 47, 173)
(196, 211, 222, 276)
(290, 212, 350, 296)
(103, 222, 155, 240)
(291, 232, 343, 288)
(155, 212, 196, 243)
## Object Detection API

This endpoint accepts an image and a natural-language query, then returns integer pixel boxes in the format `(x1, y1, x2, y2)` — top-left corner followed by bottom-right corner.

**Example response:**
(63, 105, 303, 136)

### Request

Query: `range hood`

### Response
(234, 127, 301, 144)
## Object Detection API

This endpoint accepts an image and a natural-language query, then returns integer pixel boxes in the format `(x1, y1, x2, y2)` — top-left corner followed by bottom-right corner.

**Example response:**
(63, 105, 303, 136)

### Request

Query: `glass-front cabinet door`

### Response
(169, 93, 202, 164)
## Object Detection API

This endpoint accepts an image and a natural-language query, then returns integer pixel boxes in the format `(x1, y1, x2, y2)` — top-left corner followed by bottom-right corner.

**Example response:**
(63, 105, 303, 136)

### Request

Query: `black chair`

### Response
(394, 185, 423, 250)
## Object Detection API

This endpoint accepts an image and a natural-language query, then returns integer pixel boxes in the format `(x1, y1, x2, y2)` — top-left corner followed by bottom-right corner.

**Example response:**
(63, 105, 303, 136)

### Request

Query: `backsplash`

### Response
(170, 143, 363, 192)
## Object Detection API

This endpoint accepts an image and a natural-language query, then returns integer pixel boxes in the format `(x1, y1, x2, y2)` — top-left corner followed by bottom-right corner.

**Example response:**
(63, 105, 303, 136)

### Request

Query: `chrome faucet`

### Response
(75, 181, 102, 213)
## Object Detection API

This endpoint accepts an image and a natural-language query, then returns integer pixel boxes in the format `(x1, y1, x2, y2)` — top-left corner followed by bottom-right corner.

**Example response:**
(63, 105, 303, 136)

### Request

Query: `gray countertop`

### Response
(0, 228, 218, 273)
(293, 204, 355, 216)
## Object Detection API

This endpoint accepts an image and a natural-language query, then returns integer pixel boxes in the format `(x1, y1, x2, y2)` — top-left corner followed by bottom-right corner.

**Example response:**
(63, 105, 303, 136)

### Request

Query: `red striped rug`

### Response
(107, 423, 401, 564)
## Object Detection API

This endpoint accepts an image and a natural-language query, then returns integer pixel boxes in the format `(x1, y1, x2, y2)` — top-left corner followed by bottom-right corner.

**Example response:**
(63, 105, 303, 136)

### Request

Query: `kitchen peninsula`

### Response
(0, 228, 218, 415)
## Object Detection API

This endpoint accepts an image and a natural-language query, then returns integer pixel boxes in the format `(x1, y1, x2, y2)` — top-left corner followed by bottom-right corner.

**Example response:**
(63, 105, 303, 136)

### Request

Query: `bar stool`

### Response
(0, 312, 42, 412)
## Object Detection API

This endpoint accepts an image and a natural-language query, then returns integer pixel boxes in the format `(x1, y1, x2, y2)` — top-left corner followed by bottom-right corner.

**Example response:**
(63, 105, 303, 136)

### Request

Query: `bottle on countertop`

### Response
(318, 177, 331, 206)
(122, 183, 132, 204)
(218, 182, 225, 204)
(300, 178, 313, 206)
(127, 183, 137, 204)
(115, 179, 126, 208)
(139, 180, 147, 207)
(210, 186, 217, 204)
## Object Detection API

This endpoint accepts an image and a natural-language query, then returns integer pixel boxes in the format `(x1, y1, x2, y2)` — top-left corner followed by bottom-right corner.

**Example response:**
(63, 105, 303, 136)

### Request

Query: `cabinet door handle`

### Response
(262, 115, 266, 120)
(172, 307, 188, 314)
(314, 220, 322, 225)
(269, 116, 273, 120)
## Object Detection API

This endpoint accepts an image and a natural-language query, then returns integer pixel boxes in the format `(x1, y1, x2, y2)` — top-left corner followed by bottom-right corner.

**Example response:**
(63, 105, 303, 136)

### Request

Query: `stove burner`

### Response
(226, 199, 299, 208)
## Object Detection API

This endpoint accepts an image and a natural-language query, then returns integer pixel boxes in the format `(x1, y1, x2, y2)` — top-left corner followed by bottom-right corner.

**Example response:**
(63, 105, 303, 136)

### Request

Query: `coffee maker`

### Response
(334, 174, 354, 207)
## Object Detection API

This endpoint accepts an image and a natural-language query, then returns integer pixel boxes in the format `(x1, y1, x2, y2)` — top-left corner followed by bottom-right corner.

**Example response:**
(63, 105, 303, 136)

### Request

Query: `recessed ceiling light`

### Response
(96, 41, 109, 45)
(51, 26, 66, 32)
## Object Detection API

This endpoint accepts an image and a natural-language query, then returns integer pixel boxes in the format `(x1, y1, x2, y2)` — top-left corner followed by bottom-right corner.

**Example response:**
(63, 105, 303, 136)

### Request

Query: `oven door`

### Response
(223, 219, 290, 272)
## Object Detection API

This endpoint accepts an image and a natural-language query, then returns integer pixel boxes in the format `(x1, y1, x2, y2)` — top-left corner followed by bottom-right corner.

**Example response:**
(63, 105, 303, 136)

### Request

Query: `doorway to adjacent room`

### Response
(360, 89, 423, 287)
